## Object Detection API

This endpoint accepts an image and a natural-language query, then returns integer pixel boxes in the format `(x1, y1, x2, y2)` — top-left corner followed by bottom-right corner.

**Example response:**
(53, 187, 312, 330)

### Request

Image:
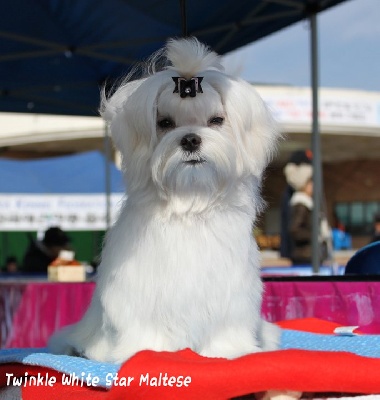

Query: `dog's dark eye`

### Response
(208, 116, 224, 126)
(157, 118, 175, 130)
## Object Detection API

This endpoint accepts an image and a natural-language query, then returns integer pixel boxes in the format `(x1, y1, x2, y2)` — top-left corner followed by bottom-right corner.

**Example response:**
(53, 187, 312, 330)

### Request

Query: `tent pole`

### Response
(180, 0, 188, 37)
(104, 122, 111, 231)
(310, 12, 321, 274)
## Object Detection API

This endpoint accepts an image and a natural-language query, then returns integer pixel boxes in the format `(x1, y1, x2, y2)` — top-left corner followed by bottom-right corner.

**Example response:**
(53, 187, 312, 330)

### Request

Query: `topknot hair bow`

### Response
(172, 77, 203, 98)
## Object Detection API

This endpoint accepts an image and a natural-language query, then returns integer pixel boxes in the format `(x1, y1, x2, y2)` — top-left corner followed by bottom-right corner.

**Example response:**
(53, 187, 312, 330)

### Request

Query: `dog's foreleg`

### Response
(199, 326, 262, 359)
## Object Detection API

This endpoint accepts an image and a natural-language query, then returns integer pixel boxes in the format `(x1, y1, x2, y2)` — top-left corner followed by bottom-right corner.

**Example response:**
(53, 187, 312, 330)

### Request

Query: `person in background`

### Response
(345, 241, 380, 275)
(2, 256, 19, 274)
(285, 164, 330, 265)
(280, 149, 313, 260)
(370, 213, 380, 244)
(286, 164, 314, 265)
(22, 227, 71, 274)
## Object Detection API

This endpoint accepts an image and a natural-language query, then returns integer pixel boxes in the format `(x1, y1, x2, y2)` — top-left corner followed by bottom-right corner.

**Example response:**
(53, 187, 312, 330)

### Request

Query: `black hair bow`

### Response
(172, 77, 203, 98)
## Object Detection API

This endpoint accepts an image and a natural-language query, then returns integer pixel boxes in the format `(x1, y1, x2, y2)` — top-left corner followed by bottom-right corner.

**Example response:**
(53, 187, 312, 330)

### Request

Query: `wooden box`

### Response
(48, 265, 86, 282)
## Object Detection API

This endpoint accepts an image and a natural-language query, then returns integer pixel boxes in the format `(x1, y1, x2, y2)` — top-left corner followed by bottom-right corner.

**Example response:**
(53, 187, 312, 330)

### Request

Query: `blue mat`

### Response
(281, 330, 380, 358)
(0, 348, 120, 388)
(0, 330, 379, 388)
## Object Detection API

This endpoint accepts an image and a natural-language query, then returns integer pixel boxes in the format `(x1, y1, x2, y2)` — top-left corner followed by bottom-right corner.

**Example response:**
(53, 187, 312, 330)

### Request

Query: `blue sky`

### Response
(223, 0, 380, 92)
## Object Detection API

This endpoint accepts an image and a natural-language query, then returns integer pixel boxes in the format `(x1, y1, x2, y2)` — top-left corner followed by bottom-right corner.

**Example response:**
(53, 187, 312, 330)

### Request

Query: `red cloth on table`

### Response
(1, 318, 379, 400)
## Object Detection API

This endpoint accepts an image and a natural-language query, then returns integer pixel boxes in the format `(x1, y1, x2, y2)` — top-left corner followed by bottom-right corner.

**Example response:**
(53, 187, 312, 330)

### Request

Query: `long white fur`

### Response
(49, 37, 281, 363)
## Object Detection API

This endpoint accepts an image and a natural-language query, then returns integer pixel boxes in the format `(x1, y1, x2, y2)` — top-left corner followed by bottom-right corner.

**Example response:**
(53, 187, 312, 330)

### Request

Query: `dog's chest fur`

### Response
(97, 196, 261, 338)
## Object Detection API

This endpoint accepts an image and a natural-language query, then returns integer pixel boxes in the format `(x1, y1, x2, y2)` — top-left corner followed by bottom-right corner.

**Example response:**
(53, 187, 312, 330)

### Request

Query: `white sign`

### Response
(262, 94, 380, 127)
(0, 194, 124, 231)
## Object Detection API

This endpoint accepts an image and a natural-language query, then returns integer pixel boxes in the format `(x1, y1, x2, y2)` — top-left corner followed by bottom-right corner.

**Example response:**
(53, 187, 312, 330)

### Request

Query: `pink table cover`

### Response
(262, 281, 380, 333)
(1, 280, 380, 348)
(1, 282, 95, 348)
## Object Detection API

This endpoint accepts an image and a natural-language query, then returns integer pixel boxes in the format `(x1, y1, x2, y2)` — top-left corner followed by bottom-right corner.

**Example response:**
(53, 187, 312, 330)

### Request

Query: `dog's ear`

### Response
(100, 79, 148, 152)
(100, 74, 169, 153)
(100, 74, 168, 191)
(222, 79, 281, 177)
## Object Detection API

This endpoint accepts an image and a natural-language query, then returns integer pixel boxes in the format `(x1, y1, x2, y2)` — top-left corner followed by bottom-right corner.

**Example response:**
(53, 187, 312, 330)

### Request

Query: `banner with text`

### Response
(0, 194, 124, 231)
(261, 93, 380, 127)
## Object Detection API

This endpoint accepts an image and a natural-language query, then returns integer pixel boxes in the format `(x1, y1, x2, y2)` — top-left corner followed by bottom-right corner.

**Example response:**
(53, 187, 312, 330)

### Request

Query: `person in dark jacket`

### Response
(370, 213, 380, 244)
(345, 241, 380, 275)
(2, 256, 19, 274)
(22, 227, 71, 274)
(280, 149, 313, 259)
(288, 170, 314, 265)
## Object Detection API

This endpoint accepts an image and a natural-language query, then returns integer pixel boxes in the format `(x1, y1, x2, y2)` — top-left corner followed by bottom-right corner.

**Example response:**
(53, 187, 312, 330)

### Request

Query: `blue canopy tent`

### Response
(0, 151, 124, 266)
(0, 0, 346, 116)
(0, 0, 349, 271)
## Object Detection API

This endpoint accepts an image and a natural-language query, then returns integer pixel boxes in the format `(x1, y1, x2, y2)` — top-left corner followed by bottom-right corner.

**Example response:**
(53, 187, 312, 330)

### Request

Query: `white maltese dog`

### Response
(49, 37, 281, 363)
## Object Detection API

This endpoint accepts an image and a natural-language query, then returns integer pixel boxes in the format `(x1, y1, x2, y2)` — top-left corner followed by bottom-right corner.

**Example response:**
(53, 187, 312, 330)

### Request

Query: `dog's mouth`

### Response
(184, 159, 205, 165)
(182, 153, 206, 165)
(183, 158, 206, 166)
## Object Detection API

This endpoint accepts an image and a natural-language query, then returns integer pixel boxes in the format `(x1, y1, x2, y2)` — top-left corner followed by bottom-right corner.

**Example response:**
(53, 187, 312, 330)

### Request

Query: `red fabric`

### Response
(1, 319, 379, 400)
(276, 318, 345, 334)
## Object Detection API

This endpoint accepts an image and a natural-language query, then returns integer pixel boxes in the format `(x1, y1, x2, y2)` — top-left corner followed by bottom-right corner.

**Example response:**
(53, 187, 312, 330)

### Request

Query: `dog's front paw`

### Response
(200, 342, 262, 359)
(48, 326, 84, 357)
(255, 390, 302, 400)
(259, 321, 281, 351)
(199, 328, 262, 359)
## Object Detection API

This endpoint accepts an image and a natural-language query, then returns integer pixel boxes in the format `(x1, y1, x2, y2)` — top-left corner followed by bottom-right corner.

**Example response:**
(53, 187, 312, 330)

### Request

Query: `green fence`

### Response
(0, 230, 106, 271)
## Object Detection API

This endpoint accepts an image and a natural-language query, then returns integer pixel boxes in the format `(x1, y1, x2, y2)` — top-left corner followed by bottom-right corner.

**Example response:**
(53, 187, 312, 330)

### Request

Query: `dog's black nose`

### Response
(180, 134, 201, 152)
